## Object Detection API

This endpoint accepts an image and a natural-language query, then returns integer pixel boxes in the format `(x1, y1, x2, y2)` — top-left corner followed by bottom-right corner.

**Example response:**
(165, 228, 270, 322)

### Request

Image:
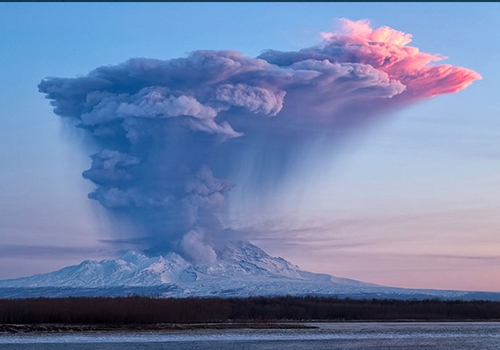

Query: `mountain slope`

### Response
(0, 241, 498, 300)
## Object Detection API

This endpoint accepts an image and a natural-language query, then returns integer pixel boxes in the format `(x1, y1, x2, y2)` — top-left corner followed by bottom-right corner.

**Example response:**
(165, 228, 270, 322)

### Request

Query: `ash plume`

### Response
(39, 19, 480, 261)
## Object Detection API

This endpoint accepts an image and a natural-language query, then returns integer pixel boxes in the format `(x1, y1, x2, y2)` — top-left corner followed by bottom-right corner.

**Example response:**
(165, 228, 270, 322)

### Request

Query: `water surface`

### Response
(1, 322, 499, 349)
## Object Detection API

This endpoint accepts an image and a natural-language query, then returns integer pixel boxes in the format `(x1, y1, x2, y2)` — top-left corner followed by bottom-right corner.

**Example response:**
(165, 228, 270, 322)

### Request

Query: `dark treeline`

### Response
(1, 296, 500, 324)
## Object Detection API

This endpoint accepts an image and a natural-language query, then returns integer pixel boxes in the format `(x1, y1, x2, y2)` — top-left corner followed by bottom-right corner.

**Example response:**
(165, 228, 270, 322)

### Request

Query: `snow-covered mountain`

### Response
(0, 241, 498, 300)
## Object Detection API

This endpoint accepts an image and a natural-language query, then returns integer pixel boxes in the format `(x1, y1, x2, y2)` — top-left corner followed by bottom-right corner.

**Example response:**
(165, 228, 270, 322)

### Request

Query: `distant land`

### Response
(0, 241, 499, 301)
(2, 296, 500, 330)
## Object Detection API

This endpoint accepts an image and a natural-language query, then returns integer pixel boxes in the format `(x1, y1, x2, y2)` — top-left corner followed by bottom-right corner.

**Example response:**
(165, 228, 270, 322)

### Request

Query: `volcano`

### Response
(0, 241, 498, 300)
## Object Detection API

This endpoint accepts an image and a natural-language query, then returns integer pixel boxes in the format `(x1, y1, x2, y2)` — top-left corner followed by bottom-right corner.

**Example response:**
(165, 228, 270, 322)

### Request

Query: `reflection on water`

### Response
(1, 322, 500, 350)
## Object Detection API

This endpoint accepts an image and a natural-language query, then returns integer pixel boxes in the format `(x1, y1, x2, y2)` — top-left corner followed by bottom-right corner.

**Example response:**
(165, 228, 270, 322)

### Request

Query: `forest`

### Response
(1, 296, 500, 324)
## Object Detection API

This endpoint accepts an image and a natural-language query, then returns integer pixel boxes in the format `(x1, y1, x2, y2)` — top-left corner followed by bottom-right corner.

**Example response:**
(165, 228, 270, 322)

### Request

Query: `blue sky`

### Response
(0, 3, 499, 291)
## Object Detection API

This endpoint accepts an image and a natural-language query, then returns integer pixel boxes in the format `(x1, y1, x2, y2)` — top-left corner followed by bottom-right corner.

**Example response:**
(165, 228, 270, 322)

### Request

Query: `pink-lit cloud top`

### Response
(263, 19, 481, 101)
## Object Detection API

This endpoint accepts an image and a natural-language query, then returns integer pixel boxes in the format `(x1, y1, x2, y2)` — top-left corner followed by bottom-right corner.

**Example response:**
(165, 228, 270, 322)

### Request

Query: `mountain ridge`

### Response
(1, 240, 499, 300)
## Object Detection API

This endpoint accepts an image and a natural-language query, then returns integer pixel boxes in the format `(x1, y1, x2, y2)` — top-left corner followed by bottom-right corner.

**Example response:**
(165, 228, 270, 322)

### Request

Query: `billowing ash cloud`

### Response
(39, 19, 480, 260)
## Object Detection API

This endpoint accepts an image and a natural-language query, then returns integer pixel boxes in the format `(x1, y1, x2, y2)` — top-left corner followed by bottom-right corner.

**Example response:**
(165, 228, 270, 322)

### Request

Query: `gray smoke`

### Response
(39, 24, 479, 260)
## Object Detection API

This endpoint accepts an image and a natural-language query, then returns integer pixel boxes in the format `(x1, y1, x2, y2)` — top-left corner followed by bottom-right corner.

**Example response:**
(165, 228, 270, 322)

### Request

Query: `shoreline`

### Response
(2, 320, 500, 334)
(0, 323, 316, 334)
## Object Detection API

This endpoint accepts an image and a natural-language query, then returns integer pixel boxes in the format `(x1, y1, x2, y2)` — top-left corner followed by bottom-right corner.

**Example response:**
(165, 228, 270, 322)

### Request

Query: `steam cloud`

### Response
(39, 19, 480, 261)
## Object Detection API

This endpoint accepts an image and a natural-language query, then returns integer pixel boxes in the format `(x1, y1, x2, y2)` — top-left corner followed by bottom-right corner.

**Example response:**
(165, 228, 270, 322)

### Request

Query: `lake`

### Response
(1, 322, 499, 349)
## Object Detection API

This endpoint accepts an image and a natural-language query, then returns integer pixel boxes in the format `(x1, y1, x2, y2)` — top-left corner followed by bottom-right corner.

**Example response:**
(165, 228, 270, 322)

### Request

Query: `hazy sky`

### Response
(1, 3, 499, 292)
